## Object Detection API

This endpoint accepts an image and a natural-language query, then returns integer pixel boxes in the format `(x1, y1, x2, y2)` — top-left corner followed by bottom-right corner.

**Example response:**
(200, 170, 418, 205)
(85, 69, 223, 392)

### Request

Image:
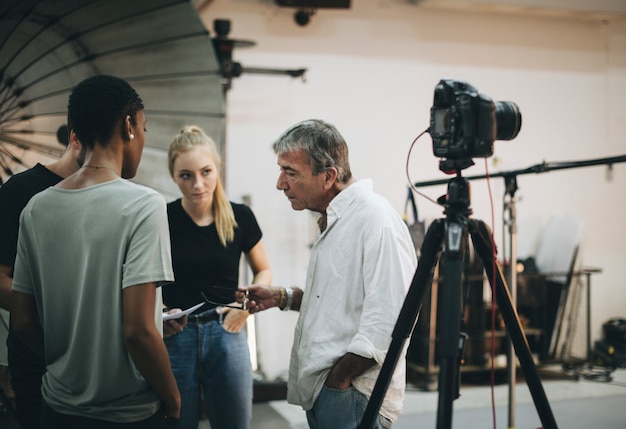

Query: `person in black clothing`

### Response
(0, 132, 83, 429)
(163, 125, 271, 429)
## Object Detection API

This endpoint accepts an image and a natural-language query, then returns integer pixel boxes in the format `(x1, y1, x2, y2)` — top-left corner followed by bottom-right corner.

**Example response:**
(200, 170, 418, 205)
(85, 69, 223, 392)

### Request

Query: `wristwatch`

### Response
(282, 287, 294, 311)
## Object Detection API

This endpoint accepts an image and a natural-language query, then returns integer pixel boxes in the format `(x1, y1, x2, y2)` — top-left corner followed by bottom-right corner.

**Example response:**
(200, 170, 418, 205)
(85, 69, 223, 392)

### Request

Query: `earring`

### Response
(130, 133, 135, 140)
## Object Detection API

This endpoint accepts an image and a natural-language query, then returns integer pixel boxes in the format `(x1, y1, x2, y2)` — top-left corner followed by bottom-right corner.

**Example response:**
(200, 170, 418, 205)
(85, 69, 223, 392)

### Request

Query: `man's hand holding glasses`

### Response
(201, 287, 250, 333)
(235, 285, 287, 314)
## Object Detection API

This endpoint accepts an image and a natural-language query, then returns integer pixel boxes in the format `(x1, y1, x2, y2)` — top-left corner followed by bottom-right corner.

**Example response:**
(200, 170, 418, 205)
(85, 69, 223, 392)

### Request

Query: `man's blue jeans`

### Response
(165, 317, 253, 429)
(306, 385, 393, 429)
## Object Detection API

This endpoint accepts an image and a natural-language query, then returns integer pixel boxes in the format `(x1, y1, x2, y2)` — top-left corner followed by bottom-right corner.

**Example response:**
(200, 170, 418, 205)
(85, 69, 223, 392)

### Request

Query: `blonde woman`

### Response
(163, 126, 271, 429)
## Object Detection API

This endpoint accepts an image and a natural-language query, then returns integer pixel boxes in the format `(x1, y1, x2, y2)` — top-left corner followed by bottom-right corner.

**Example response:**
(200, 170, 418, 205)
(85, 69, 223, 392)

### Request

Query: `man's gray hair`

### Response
(272, 119, 352, 184)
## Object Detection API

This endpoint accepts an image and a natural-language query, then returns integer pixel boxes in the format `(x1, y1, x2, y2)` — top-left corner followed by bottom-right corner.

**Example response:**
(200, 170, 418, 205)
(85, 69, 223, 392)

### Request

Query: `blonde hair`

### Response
(168, 125, 237, 246)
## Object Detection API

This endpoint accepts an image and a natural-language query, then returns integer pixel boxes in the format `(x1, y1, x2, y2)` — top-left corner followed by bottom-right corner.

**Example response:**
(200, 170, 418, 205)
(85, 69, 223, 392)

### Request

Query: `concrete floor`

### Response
(2, 366, 624, 428)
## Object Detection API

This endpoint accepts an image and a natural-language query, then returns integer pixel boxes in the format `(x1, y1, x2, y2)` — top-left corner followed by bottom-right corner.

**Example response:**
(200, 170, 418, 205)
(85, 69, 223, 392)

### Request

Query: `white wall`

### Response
(200, 0, 626, 379)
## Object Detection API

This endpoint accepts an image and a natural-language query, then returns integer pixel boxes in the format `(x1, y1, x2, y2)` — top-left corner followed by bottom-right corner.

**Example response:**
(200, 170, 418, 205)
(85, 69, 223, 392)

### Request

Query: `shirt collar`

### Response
(324, 179, 372, 228)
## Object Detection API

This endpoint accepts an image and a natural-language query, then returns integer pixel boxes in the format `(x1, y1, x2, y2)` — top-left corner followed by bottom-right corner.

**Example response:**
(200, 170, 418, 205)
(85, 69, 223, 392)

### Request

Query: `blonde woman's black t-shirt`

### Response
(163, 199, 262, 313)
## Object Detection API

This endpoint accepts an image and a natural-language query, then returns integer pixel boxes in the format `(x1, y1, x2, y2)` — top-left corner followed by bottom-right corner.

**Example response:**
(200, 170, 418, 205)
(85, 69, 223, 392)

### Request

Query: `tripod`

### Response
(358, 170, 557, 429)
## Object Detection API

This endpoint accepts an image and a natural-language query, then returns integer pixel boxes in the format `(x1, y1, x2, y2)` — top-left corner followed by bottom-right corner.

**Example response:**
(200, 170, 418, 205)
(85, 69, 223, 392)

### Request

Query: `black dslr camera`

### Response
(430, 79, 521, 160)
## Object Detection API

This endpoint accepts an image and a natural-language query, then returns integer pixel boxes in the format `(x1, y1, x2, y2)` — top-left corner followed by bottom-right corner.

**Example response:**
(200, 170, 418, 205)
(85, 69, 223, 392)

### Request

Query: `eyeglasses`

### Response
(201, 287, 248, 311)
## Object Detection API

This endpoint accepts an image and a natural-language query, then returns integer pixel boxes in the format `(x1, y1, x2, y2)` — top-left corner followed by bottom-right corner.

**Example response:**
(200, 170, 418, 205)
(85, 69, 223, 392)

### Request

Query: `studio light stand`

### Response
(358, 159, 558, 429)
(502, 174, 519, 429)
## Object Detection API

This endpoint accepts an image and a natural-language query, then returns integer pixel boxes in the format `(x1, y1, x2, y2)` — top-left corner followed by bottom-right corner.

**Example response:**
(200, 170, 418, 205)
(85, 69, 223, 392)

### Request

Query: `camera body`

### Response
(430, 79, 521, 160)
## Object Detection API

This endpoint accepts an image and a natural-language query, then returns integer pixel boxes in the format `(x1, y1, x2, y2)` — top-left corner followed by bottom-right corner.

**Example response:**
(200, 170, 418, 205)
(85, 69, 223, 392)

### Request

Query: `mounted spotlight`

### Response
(210, 18, 307, 92)
(275, 0, 351, 7)
(275, 1, 350, 27)
(294, 8, 315, 26)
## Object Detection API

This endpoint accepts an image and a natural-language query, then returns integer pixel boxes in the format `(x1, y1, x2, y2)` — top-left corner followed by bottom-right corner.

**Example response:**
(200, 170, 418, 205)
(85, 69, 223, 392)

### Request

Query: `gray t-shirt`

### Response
(13, 179, 174, 422)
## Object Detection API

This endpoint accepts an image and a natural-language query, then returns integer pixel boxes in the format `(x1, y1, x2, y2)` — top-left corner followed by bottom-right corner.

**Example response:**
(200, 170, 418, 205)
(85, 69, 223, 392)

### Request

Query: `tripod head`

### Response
(438, 165, 473, 221)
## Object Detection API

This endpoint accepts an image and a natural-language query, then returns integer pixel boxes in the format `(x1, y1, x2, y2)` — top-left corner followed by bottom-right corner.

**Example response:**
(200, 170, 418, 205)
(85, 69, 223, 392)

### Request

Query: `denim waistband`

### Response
(187, 308, 221, 323)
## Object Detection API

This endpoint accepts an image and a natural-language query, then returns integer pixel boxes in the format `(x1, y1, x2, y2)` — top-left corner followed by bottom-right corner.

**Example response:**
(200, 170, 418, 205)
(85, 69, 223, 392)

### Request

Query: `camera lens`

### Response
(495, 101, 522, 141)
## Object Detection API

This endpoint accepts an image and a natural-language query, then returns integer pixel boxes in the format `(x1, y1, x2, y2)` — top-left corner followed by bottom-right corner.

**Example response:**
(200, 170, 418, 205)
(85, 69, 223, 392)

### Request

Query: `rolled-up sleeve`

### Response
(348, 225, 416, 364)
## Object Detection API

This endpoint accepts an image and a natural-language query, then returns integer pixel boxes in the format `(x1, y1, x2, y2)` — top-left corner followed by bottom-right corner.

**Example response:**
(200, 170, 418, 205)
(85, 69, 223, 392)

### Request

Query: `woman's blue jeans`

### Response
(306, 385, 392, 429)
(165, 317, 253, 429)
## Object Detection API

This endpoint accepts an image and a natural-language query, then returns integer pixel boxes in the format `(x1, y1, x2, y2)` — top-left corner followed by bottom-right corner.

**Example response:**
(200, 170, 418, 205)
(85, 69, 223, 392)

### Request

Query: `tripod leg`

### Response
(469, 219, 558, 429)
(436, 219, 468, 429)
(358, 219, 446, 429)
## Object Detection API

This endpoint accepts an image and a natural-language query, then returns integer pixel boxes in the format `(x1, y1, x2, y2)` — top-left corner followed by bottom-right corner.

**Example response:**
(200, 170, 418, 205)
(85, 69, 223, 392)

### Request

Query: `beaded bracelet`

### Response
(278, 286, 286, 310)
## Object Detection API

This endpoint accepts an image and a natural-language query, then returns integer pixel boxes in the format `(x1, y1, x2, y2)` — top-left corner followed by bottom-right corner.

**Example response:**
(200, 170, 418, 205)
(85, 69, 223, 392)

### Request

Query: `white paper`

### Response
(162, 302, 204, 321)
